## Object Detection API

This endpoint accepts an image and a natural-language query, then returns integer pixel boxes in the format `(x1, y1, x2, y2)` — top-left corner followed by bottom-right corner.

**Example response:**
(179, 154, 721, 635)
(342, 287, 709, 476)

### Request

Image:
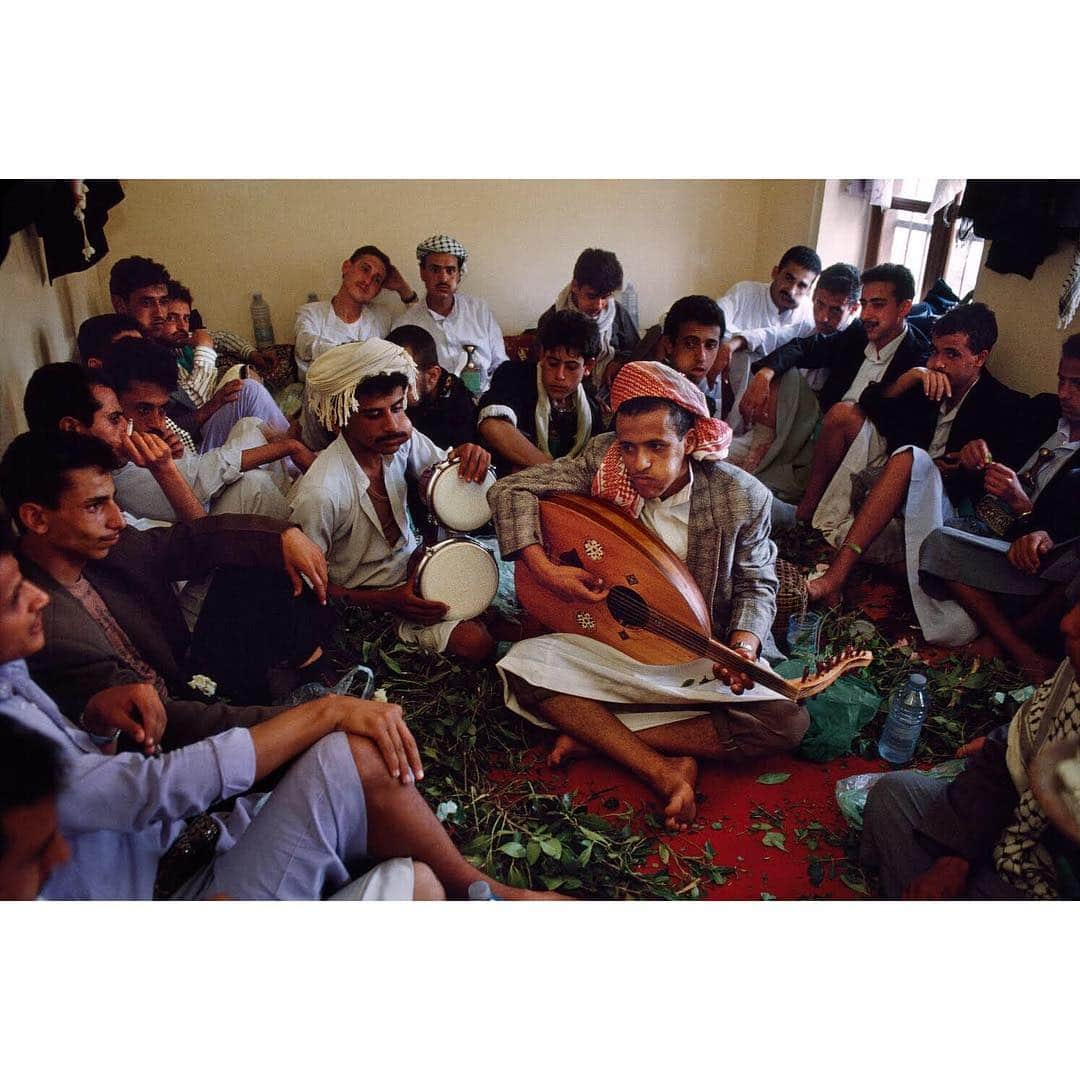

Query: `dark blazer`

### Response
(406, 368, 478, 452)
(859, 370, 1030, 504)
(21, 514, 289, 744)
(757, 321, 932, 413)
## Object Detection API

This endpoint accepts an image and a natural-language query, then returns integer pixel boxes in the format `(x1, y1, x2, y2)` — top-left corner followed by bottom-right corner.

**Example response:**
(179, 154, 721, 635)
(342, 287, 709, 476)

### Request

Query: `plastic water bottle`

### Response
(467, 881, 502, 900)
(621, 280, 640, 330)
(878, 673, 930, 765)
(250, 292, 275, 349)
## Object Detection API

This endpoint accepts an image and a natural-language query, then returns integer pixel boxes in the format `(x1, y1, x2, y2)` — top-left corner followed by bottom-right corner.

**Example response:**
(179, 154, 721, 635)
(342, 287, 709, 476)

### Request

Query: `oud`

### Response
(515, 494, 871, 703)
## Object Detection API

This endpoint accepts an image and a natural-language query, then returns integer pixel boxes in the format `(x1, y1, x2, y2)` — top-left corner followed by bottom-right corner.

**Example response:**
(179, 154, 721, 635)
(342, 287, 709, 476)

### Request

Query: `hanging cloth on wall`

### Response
(1059, 239, 1080, 331)
(35, 180, 125, 282)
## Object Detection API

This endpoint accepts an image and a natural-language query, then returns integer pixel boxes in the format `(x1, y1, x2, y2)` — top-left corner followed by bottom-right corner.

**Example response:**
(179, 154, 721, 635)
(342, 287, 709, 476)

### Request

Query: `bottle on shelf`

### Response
(878, 672, 930, 765)
(250, 292, 275, 349)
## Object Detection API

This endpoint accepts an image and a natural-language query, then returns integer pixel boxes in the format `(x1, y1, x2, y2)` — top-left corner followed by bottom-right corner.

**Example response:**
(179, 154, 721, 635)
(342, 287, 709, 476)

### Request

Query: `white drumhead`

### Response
(426, 460, 495, 532)
(415, 539, 499, 621)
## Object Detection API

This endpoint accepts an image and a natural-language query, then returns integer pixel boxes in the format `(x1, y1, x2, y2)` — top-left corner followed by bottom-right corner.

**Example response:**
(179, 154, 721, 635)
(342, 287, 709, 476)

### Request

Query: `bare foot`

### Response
(959, 635, 1002, 661)
(548, 733, 593, 767)
(657, 755, 699, 833)
(805, 570, 842, 609)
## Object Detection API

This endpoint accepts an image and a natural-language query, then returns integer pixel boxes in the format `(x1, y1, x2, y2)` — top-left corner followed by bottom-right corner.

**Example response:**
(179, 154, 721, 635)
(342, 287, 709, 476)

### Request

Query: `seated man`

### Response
(760, 263, 933, 526)
(289, 339, 497, 664)
(803, 305, 1028, 632)
(390, 234, 509, 395)
(860, 598, 1080, 900)
(104, 338, 313, 523)
(0, 523, 553, 901)
(162, 280, 293, 452)
(738, 261, 861, 422)
(23, 361, 206, 526)
(389, 324, 478, 453)
(294, 244, 415, 379)
(1, 430, 335, 736)
(296, 244, 416, 450)
(478, 309, 603, 476)
(712, 244, 821, 377)
(490, 362, 809, 831)
(77, 312, 200, 457)
(0, 716, 70, 900)
(536, 247, 640, 397)
(918, 335, 1080, 681)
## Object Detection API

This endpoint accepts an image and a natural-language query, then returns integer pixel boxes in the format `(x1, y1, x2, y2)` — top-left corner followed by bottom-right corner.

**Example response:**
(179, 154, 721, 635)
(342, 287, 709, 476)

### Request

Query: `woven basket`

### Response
(773, 557, 808, 639)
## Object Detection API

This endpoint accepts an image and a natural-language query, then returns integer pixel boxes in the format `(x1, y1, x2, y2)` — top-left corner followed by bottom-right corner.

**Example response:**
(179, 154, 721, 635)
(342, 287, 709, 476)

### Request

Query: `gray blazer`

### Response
(489, 432, 780, 655)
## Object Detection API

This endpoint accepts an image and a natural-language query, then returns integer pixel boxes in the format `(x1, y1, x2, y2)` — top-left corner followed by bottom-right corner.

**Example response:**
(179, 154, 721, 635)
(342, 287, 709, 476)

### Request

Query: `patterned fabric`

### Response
(305, 339, 417, 432)
(592, 361, 733, 516)
(555, 281, 618, 382)
(993, 661, 1080, 897)
(416, 234, 468, 273)
(1059, 238, 1080, 331)
(165, 416, 196, 455)
(175, 345, 217, 407)
(67, 576, 170, 701)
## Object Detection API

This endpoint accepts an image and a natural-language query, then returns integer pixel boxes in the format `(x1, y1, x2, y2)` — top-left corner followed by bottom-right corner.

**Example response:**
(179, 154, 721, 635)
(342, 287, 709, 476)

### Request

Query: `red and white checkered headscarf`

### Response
(591, 361, 732, 516)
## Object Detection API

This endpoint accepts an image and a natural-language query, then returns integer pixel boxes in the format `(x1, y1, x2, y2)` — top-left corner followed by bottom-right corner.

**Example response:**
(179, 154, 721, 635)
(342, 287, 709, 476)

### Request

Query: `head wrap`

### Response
(416, 234, 468, 275)
(592, 360, 733, 516)
(305, 338, 417, 432)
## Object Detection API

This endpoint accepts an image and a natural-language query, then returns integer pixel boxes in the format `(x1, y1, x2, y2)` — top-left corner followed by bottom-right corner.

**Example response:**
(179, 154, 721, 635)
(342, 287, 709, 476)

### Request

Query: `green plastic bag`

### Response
(774, 659, 882, 763)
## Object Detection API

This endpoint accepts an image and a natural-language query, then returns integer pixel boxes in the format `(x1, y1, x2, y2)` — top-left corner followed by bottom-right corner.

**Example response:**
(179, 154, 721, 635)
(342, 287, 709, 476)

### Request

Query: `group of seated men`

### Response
(1, 231, 1078, 901)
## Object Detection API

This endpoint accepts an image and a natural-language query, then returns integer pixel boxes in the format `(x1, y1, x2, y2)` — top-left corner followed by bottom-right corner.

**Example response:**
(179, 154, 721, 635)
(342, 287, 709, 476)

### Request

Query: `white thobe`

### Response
(293, 300, 393, 380)
(716, 280, 815, 358)
(843, 327, 908, 404)
(391, 293, 509, 393)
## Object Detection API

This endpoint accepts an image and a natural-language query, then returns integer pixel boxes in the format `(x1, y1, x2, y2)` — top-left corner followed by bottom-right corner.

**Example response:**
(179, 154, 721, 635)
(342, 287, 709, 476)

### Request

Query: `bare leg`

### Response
(412, 861, 447, 900)
(944, 580, 1057, 684)
(446, 619, 495, 664)
(352, 738, 562, 899)
(796, 401, 866, 522)
(537, 694, 699, 831)
(806, 449, 914, 607)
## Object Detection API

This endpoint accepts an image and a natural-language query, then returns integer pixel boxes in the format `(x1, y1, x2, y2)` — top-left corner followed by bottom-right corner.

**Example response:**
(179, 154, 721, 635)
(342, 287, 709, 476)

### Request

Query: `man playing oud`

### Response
(489, 362, 809, 830)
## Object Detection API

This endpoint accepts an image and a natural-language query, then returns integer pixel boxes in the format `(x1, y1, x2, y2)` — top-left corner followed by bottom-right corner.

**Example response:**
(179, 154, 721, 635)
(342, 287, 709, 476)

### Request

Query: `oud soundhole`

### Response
(606, 585, 648, 628)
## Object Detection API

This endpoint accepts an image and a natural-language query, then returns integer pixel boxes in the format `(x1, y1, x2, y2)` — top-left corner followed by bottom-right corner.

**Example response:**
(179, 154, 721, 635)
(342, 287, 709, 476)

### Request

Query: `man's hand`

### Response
(451, 443, 492, 483)
(708, 340, 740, 386)
(261, 426, 317, 473)
(983, 462, 1033, 514)
(383, 263, 414, 301)
(123, 430, 177, 474)
(83, 683, 168, 755)
(281, 527, 329, 603)
(331, 695, 422, 783)
(191, 329, 214, 350)
(914, 367, 953, 402)
(154, 425, 186, 459)
(521, 544, 608, 604)
(901, 855, 970, 899)
(958, 438, 993, 472)
(1008, 530, 1053, 575)
(956, 736, 987, 758)
(711, 636, 760, 695)
(739, 369, 774, 425)
(202, 378, 243, 419)
(383, 580, 449, 625)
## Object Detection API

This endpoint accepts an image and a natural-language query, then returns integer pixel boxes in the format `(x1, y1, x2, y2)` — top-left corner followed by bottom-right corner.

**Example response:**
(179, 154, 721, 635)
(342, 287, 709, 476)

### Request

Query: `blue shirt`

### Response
(0, 660, 255, 899)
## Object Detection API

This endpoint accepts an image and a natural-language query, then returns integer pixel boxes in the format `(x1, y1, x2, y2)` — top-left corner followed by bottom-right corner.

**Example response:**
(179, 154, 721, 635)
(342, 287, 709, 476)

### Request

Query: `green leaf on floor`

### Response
(807, 856, 825, 887)
(841, 871, 869, 895)
(499, 841, 526, 858)
(760, 892, 776, 901)
(539, 836, 562, 859)
(762, 831, 787, 851)
(756, 772, 792, 785)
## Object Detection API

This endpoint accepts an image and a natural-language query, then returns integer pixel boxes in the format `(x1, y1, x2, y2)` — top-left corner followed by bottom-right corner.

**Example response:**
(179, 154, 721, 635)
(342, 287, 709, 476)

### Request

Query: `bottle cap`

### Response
(908, 673, 928, 687)
(467, 881, 493, 900)
(252, 292, 263, 301)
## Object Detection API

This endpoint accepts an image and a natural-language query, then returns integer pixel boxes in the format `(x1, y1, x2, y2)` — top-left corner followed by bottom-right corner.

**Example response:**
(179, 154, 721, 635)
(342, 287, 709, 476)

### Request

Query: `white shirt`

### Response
(638, 474, 693, 562)
(844, 326, 909, 404)
(288, 431, 447, 590)
(293, 300, 393, 380)
(716, 280, 815, 359)
(927, 378, 980, 460)
(391, 293, 509, 393)
(111, 447, 243, 523)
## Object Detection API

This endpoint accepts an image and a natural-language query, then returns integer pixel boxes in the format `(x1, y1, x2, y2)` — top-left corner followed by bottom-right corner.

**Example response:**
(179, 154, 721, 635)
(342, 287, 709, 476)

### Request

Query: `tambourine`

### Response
(424, 458, 495, 533)
(413, 538, 499, 621)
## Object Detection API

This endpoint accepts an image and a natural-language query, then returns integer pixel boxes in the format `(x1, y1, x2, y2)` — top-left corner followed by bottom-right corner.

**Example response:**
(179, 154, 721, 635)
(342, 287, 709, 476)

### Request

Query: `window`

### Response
(864, 179, 984, 300)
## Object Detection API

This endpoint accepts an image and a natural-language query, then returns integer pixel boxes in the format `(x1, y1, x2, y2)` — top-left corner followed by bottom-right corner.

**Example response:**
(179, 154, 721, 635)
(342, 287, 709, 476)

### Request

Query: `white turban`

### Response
(305, 338, 418, 432)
